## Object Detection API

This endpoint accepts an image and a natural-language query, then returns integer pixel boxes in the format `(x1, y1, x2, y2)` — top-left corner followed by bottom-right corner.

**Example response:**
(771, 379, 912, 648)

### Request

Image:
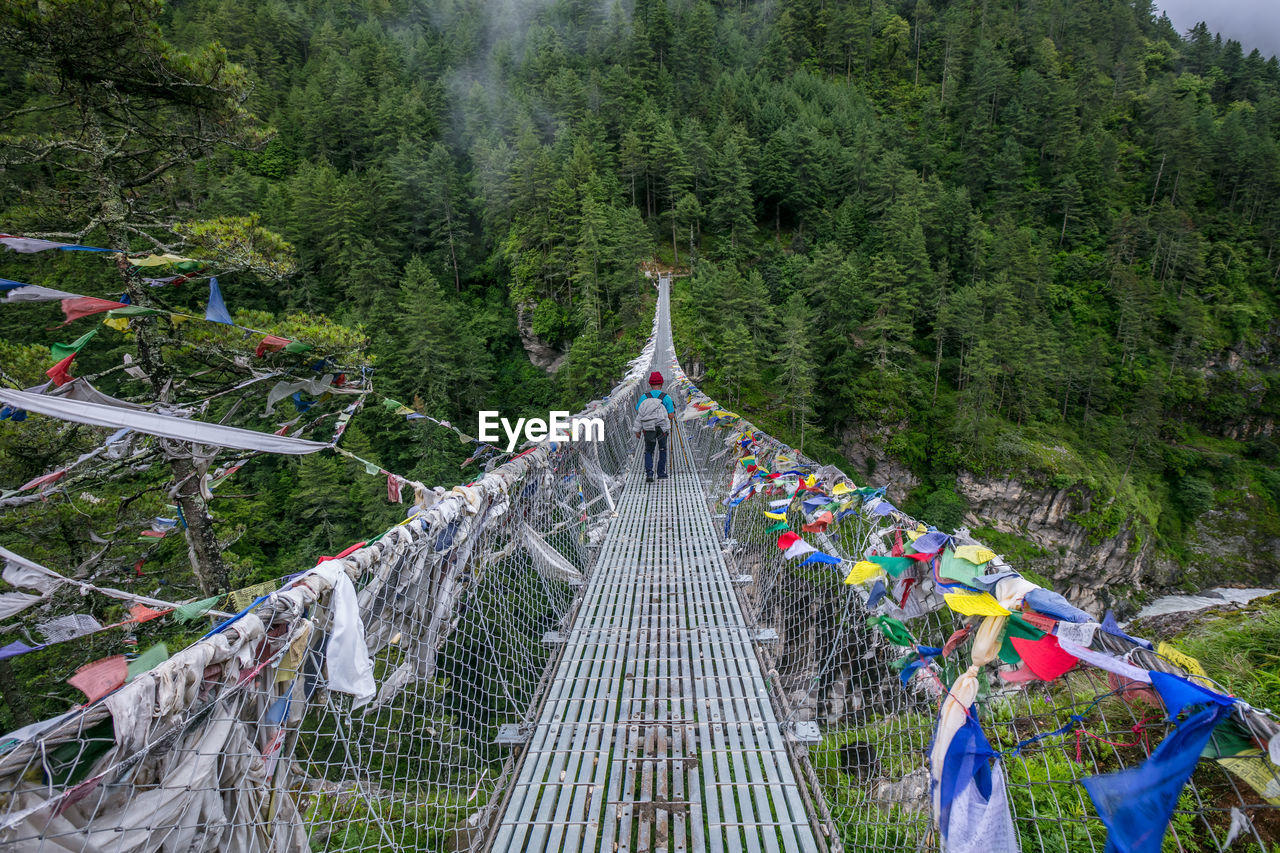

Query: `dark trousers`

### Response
(642, 428, 668, 477)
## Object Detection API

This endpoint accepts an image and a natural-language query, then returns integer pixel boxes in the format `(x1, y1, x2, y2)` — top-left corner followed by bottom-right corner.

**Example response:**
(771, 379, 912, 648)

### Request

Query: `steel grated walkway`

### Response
(489, 293, 820, 852)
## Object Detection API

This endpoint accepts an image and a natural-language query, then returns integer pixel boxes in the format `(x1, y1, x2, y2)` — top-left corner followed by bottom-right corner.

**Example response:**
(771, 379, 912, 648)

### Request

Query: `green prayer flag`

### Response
(175, 261, 203, 273)
(284, 341, 313, 353)
(1201, 718, 1257, 758)
(174, 595, 223, 623)
(998, 634, 1022, 665)
(50, 328, 99, 361)
(364, 461, 379, 475)
(868, 615, 915, 647)
(126, 643, 168, 682)
(937, 549, 988, 589)
(867, 555, 915, 577)
(1006, 612, 1045, 641)
(383, 399, 404, 412)
(766, 521, 789, 532)
(106, 306, 161, 318)
(998, 614, 1045, 665)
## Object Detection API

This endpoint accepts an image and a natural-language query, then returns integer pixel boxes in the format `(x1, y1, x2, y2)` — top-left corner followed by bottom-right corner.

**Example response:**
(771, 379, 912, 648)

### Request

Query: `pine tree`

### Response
(777, 293, 816, 450)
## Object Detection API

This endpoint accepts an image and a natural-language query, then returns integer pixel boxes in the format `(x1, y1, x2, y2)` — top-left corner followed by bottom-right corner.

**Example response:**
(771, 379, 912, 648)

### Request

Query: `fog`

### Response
(1156, 0, 1280, 59)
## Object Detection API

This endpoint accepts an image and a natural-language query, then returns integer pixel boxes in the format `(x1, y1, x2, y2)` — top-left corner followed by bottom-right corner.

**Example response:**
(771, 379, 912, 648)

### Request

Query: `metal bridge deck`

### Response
(489, 422, 818, 852)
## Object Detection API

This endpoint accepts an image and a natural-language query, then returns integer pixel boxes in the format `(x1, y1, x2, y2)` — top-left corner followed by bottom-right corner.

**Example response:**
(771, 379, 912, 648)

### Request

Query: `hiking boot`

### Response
(646, 475, 654, 484)
(657, 474, 668, 480)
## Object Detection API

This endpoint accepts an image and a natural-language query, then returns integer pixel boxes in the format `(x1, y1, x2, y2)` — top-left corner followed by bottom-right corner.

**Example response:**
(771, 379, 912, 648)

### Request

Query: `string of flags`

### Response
(669, 358, 1280, 851)
(2, 274, 316, 389)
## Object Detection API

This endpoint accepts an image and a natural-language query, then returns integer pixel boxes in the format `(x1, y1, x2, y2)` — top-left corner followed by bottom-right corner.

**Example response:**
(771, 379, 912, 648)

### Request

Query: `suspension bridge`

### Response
(0, 276, 1277, 852)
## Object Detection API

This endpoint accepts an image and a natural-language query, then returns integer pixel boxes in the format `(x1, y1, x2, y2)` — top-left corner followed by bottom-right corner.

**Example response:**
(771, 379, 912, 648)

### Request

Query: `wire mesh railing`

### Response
(0, 304, 658, 851)
(667, 351, 1280, 853)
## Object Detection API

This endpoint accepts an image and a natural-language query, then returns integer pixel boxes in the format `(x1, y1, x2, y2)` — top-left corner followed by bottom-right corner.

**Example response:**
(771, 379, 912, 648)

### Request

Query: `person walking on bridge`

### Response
(634, 371, 675, 483)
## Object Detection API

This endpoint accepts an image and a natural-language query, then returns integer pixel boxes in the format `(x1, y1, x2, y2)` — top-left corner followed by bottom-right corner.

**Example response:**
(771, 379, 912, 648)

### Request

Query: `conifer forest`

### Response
(1, 0, 1278, 729)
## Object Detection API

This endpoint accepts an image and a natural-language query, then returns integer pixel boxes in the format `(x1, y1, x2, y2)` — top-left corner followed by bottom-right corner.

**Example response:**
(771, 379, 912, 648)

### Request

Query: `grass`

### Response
(1163, 593, 1280, 712)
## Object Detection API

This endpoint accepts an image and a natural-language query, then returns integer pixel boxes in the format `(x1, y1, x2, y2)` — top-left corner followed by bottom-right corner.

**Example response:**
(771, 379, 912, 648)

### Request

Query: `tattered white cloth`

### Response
(0, 388, 330, 455)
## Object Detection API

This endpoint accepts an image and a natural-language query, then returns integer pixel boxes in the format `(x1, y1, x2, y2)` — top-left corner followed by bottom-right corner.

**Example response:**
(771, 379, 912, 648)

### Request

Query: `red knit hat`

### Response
(648, 371, 664, 385)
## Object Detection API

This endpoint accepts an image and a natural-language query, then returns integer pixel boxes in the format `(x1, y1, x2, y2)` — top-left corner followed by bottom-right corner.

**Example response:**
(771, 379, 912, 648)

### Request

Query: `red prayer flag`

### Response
(998, 663, 1044, 684)
(801, 511, 834, 533)
(138, 529, 166, 538)
(1021, 611, 1058, 633)
(67, 655, 127, 702)
(387, 473, 402, 503)
(128, 603, 170, 623)
(46, 353, 76, 386)
(1010, 634, 1079, 681)
(776, 532, 801, 550)
(1107, 671, 1164, 709)
(316, 540, 367, 565)
(255, 335, 291, 357)
(60, 297, 128, 325)
(20, 469, 66, 492)
(942, 625, 974, 658)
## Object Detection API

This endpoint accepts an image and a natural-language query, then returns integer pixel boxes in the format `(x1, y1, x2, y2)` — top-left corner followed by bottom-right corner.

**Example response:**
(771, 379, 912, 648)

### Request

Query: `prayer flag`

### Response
(943, 592, 1010, 617)
(952, 545, 997, 565)
(46, 353, 77, 386)
(844, 561, 885, 585)
(1009, 634, 1078, 681)
(50, 328, 99, 361)
(61, 297, 127, 325)
(68, 655, 127, 702)
(205, 277, 233, 325)
(174, 595, 223, 624)
(783, 539, 817, 560)
(799, 551, 842, 566)
(1083, 701, 1234, 853)
(255, 335, 291, 357)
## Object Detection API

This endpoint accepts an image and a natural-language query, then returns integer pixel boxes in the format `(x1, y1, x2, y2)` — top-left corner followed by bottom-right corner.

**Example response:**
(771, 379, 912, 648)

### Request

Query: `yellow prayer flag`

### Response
(395, 406, 415, 415)
(1156, 642, 1210, 680)
(1215, 751, 1280, 805)
(126, 252, 196, 267)
(906, 528, 923, 542)
(943, 592, 1011, 617)
(275, 621, 313, 683)
(804, 475, 816, 488)
(764, 510, 787, 520)
(953, 545, 997, 565)
(103, 317, 129, 332)
(228, 579, 278, 611)
(843, 561, 885, 585)
(831, 482, 852, 496)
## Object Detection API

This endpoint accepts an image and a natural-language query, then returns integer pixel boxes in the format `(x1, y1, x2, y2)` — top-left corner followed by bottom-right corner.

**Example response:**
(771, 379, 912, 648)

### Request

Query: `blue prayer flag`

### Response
(1082, 702, 1233, 853)
(205, 277, 233, 325)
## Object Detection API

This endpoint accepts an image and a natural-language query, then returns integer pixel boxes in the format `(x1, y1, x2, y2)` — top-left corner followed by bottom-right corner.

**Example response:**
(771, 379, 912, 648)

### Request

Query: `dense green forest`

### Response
(1, 0, 1279, 722)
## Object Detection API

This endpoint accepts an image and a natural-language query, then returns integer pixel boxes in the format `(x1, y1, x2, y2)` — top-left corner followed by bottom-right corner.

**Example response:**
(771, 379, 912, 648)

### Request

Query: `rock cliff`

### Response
(515, 300, 565, 373)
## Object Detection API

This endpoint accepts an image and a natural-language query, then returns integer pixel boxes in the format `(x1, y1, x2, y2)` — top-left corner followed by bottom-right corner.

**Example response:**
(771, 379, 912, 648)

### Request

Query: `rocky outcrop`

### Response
(956, 473, 1159, 615)
(836, 426, 920, 504)
(1202, 319, 1279, 440)
(514, 300, 565, 373)
(1174, 491, 1280, 591)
